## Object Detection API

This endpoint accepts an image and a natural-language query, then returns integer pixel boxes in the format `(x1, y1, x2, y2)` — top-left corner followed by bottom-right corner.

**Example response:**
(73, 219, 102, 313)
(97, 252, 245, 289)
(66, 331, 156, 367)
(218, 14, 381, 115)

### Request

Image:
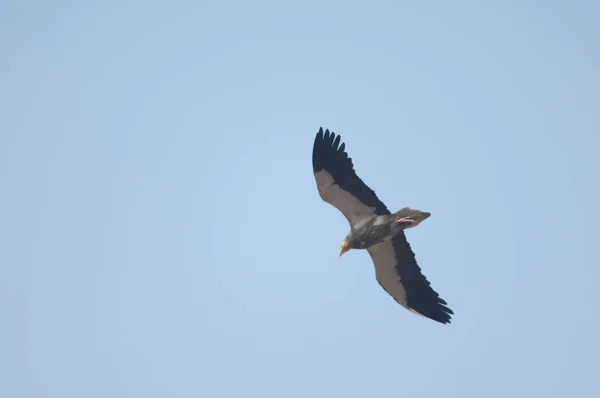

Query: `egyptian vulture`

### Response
(313, 128, 453, 324)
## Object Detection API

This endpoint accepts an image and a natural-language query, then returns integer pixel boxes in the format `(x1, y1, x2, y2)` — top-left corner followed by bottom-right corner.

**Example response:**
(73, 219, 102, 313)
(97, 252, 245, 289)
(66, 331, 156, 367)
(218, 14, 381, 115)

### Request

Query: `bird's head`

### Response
(339, 239, 351, 257)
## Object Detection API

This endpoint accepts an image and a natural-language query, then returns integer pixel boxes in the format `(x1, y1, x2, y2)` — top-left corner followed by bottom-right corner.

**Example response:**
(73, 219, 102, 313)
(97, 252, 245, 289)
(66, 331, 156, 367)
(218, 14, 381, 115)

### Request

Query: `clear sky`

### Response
(2, 1, 599, 397)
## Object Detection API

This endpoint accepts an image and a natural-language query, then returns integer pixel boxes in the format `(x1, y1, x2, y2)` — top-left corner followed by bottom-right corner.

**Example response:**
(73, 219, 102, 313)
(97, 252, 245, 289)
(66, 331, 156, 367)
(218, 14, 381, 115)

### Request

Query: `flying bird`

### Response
(312, 128, 453, 324)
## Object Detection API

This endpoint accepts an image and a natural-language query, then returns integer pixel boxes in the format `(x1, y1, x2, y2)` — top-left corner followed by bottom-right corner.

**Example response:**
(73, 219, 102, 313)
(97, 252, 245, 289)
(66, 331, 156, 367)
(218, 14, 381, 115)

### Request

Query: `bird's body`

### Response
(312, 128, 453, 324)
(346, 215, 393, 250)
(344, 209, 430, 250)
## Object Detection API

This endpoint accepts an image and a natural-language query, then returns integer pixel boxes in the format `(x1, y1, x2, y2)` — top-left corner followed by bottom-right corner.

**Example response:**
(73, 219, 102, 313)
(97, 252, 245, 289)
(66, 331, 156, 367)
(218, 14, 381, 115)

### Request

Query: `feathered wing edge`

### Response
(312, 128, 390, 225)
(368, 232, 453, 324)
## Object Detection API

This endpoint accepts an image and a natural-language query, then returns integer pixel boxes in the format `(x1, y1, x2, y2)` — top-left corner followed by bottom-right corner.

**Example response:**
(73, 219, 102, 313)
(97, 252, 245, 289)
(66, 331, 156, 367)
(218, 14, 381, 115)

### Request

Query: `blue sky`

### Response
(2, 1, 599, 397)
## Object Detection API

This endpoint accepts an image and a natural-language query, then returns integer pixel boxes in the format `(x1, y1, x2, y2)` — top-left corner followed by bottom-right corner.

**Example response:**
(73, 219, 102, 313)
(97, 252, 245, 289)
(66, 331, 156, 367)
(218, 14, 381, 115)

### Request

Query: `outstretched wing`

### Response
(367, 232, 453, 324)
(312, 128, 390, 225)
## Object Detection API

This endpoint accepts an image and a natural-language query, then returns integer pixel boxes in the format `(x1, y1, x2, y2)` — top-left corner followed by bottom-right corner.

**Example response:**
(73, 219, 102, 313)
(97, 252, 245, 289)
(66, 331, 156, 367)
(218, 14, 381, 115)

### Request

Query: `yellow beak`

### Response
(339, 242, 350, 257)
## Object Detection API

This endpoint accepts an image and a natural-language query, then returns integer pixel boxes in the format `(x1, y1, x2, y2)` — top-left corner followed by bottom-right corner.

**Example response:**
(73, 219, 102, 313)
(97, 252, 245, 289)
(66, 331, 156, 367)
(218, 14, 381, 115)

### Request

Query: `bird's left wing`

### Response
(312, 128, 390, 225)
(367, 232, 453, 324)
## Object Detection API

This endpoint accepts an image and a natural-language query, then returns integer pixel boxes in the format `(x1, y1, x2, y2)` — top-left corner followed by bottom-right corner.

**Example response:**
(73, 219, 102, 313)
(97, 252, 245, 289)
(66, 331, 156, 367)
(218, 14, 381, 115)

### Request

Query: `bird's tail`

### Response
(393, 208, 431, 229)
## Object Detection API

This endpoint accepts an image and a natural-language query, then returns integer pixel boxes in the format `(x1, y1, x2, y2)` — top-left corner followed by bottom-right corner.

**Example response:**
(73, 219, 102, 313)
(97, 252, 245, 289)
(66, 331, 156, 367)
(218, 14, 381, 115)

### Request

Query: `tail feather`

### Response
(393, 208, 431, 228)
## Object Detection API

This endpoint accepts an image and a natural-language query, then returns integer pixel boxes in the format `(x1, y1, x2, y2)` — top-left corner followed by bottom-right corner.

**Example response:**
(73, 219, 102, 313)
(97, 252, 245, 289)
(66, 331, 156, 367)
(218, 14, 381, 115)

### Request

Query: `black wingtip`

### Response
(427, 308, 453, 324)
(408, 294, 454, 324)
(313, 127, 342, 172)
(433, 304, 454, 324)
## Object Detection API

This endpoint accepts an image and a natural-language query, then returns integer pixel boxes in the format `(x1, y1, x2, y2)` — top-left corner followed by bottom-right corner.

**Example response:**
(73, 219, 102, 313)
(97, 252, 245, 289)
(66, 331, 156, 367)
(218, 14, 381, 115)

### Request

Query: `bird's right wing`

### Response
(367, 232, 453, 324)
(312, 128, 390, 225)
